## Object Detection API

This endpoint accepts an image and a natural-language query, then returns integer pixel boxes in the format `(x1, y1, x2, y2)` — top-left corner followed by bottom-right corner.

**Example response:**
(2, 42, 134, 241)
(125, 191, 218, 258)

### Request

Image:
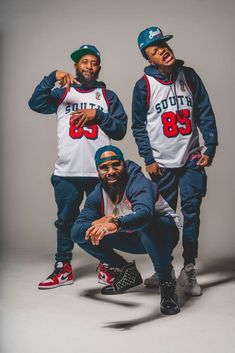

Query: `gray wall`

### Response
(1, 0, 235, 260)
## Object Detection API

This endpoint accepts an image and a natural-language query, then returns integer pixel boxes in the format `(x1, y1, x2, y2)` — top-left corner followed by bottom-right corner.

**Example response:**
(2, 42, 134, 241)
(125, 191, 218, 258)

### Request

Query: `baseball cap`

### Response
(70, 45, 101, 63)
(138, 26, 173, 52)
(95, 146, 124, 166)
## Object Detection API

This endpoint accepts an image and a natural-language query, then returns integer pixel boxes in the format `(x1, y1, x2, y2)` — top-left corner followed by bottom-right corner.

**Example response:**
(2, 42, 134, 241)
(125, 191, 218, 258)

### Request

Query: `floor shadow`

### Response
(178, 256, 235, 309)
(102, 309, 165, 331)
(199, 256, 235, 275)
(80, 287, 140, 308)
(79, 256, 235, 330)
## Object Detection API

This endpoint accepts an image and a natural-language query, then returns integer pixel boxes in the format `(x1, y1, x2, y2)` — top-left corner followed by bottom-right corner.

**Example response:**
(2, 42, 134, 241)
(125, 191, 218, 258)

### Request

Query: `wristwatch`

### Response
(108, 217, 121, 231)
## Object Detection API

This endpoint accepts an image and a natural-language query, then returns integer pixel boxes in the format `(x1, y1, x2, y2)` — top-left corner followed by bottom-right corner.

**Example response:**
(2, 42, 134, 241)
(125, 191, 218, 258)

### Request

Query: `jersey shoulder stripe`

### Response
(182, 67, 195, 94)
(143, 75, 151, 109)
(56, 87, 69, 108)
(101, 88, 110, 108)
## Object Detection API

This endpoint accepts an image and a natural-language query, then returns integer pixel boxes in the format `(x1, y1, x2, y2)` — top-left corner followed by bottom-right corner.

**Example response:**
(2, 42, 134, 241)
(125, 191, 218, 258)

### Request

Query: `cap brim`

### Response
(160, 34, 173, 42)
(70, 48, 100, 63)
(141, 34, 173, 51)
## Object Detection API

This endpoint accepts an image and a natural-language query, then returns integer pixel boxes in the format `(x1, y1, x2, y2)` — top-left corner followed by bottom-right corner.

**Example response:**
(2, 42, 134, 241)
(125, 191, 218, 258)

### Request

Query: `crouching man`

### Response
(71, 146, 181, 315)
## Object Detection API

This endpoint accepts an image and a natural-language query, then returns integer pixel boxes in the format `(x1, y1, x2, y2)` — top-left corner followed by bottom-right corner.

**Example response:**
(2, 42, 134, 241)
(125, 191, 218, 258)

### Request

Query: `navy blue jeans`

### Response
(72, 215, 179, 281)
(51, 175, 99, 263)
(151, 158, 207, 266)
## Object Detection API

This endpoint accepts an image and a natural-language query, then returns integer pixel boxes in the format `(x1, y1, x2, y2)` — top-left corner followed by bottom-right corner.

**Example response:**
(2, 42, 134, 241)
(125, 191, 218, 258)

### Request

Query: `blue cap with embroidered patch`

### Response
(95, 146, 124, 166)
(70, 45, 101, 63)
(138, 26, 173, 52)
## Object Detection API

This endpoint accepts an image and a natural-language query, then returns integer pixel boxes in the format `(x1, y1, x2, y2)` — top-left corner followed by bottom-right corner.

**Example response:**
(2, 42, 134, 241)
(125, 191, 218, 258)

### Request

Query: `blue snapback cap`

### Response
(70, 44, 101, 63)
(138, 26, 173, 52)
(95, 145, 124, 166)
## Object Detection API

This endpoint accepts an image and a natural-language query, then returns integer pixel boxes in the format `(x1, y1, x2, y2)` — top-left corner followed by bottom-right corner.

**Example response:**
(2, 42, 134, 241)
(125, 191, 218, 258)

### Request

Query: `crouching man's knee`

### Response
(71, 223, 87, 246)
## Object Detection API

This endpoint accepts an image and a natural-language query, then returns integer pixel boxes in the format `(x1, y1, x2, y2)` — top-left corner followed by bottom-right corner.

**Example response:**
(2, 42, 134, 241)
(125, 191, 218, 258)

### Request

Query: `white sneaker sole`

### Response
(38, 280, 74, 290)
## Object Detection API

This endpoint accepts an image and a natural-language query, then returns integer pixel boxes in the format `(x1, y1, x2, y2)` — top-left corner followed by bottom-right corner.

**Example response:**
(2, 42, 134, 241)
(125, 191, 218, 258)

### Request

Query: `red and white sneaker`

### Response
(97, 263, 120, 285)
(38, 262, 74, 290)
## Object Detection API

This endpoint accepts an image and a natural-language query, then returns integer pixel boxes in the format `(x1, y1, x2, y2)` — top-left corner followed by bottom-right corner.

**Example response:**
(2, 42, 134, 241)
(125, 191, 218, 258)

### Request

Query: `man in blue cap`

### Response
(28, 45, 127, 289)
(72, 145, 181, 315)
(132, 26, 218, 295)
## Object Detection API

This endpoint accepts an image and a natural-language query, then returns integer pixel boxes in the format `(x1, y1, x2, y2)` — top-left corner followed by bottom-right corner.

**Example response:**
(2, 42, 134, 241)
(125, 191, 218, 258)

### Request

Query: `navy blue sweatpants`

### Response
(152, 158, 207, 266)
(72, 215, 179, 281)
(51, 175, 99, 263)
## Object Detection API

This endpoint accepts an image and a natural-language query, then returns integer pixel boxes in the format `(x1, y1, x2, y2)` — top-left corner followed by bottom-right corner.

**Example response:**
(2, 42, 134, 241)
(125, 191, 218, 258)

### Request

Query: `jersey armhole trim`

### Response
(56, 87, 69, 107)
(183, 67, 195, 95)
(143, 75, 150, 109)
(102, 88, 110, 109)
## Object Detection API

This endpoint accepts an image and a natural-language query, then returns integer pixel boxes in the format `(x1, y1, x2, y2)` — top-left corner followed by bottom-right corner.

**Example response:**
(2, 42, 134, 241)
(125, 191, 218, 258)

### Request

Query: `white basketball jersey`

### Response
(145, 70, 201, 168)
(102, 190, 133, 217)
(55, 87, 111, 177)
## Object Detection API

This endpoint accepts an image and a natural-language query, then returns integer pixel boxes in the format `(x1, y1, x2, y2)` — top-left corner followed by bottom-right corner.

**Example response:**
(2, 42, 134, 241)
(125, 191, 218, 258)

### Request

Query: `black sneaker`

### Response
(160, 279, 180, 315)
(101, 261, 143, 295)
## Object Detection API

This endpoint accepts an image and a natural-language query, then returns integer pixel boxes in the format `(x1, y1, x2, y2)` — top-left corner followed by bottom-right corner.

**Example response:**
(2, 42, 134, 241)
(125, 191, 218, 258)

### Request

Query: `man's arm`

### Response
(191, 68, 218, 164)
(82, 173, 157, 245)
(28, 71, 79, 114)
(131, 79, 161, 175)
(94, 89, 127, 140)
(118, 172, 156, 232)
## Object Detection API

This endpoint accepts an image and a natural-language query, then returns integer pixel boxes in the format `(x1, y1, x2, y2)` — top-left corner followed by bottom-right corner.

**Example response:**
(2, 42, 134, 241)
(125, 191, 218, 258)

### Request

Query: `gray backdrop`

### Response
(1, 0, 234, 261)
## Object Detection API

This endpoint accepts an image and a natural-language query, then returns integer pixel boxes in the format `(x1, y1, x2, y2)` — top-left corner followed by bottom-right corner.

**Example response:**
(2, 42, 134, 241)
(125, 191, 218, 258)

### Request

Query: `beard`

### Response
(101, 169, 127, 204)
(76, 70, 100, 89)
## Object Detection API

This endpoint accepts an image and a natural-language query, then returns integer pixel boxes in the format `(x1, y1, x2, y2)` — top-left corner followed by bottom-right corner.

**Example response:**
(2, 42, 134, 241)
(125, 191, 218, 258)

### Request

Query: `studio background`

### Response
(1, 0, 234, 259)
(0, 1, 235, 353)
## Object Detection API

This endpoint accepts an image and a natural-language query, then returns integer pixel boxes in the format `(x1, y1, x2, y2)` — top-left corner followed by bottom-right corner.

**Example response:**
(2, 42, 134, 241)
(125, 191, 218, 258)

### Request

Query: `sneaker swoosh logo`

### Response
(60, 272, 72, 281)
(100, 273, 107, 280)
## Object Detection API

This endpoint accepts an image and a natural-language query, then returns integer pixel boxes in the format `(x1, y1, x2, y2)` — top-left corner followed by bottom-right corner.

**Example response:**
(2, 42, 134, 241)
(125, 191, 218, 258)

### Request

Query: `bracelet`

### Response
(108, 217, 121, 231)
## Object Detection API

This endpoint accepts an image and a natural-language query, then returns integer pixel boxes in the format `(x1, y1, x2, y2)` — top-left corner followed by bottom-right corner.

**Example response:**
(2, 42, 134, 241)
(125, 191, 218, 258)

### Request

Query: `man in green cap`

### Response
(28, 45, 127, 290)
(132, 26, 218, 296)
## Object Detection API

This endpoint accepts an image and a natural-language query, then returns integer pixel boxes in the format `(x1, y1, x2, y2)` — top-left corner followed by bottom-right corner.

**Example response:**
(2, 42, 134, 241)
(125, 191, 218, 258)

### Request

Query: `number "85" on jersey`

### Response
(161, 109, 192, 138)
(69, 116, 98, 140)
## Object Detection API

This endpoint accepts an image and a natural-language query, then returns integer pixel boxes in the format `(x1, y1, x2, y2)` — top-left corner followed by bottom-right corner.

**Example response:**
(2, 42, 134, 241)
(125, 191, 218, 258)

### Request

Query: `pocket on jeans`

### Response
(195, 166, 207, 197)
(199, 169, 207, 197)
(51, 174, 61, 187)
(149, 167, 166, 182)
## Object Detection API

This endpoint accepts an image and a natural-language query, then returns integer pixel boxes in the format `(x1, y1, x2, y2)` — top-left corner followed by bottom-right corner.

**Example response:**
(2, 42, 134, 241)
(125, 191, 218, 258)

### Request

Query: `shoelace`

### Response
(160, 280, 176, 299)
(47, 268, 63, 279)
(113, 263, 137, 288)
(187, 269, 196, 284)
(97, 264, 121, 277)
(109, 267, 121, 278)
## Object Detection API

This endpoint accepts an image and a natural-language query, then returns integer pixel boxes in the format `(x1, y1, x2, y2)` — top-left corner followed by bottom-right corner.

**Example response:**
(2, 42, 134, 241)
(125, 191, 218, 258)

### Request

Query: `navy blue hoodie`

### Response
(72, 160, 159, 235)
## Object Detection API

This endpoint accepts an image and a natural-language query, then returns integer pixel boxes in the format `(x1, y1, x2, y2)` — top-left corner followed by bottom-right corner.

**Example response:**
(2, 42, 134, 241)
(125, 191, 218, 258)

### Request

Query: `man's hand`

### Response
(55, 71, 80, 89)
(91, 215, 114, 226)
(197, 155, 213, 167)
(146, 161, 162, 176)
(85, 221, 118, 246)
(70, 109, 97, 128)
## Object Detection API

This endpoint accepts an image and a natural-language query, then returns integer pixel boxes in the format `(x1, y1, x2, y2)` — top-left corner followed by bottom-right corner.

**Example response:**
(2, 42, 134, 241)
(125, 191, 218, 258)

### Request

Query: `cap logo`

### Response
(148, 29, 162, 39)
